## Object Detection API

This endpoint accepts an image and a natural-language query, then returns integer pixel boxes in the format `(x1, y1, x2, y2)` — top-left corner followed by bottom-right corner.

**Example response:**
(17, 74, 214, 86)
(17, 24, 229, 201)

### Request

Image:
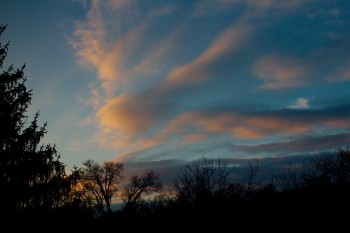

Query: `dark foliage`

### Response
(0, 24, 73, 218)
(106, 149, 350, 231)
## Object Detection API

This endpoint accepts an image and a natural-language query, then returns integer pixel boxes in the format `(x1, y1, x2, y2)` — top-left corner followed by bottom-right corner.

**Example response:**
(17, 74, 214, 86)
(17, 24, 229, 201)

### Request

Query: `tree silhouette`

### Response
(122, 169, 162, 214)
(275, 148, 350, 193)
(310, 148, 350, 185)
(174, 157, 231, 203)
(78, 159, 124, 215)
(0, 24, 68, 215)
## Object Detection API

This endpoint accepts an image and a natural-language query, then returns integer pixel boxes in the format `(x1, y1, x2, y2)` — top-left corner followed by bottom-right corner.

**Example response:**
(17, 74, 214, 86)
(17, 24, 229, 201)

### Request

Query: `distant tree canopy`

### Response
(0, 24, 68, 214)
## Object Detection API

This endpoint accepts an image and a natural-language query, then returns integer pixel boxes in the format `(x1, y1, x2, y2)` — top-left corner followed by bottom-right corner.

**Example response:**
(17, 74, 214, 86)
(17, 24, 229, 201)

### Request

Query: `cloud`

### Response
(72, 1, 119, 99)
(96, 94, 156, 136)
(124, 159, 185, 185)
(90, 87, 350, 162)
(159, 105, 350, 146)
(72, 0, 177, 98)
(106, 0, 137, 9)
(195, 0, 312, 15)
(159, 20, 252, 93)
(218, 0, 314, 9)
(71, 0, 350, 165)
(72, 1, 253, 153)
(253, 54, 311, 89)
(182, 133, 210, 145)
(241, 0, 313, 9)
(234, 133, 350, 155)
(326, 60, 350, 82)
(288, 97, 310, 110)
(161, 110, 310, 141)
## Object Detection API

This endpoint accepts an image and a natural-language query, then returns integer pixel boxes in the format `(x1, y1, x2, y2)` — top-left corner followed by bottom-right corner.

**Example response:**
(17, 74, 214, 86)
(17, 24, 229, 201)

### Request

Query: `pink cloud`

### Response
(72, 0, 174, 98)
(160, 111, 313, 141)
(70, 0, 346, 164)
(253, 54, 311, 89)
(182, 134, 210, 145)
(72, 2, 254, 156)
(160, 109, 350, 143)
(327, 61, 350, 82)
(107, 0, 136, 9)
(159, 22, 252, 92)
(219, 0, 312, 9)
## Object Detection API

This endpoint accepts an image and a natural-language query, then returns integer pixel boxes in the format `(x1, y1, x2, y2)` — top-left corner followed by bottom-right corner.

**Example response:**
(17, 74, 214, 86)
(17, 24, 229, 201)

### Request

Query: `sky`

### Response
(1, 0, 350, 181)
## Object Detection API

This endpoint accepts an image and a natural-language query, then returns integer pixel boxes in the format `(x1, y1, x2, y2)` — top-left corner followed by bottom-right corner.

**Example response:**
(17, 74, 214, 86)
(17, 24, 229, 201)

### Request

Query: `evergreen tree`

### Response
(0, 24, 68, 214)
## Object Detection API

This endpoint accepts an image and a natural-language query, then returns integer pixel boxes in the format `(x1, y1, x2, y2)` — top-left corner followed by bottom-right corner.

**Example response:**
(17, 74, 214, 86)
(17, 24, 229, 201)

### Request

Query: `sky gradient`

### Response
(1, 0, 350, 179)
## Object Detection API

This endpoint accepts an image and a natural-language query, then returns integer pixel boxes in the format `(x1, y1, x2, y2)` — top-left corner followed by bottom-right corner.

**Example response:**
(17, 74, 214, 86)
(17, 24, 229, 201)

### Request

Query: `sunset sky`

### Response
(1, 0, 350, 179)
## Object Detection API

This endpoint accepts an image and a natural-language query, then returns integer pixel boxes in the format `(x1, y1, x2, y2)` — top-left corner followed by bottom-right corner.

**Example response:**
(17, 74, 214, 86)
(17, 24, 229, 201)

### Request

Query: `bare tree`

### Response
(122, 170, 162, 213)
(223, 159, 261, 200)
(78, 159, 124, 215)
(276, 162, 310, 192)
(174, 157, 232, 203)
(310, 148, 350, 184)
(245, 159, 261, 192)
(275, 149, 350, 193)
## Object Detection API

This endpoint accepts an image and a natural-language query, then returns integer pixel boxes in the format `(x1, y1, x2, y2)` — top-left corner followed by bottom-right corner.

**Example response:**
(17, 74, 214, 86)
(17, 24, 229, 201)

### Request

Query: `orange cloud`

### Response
(92, 103, 350, 162)
(325, 118, 350, 128)
(231, 127, 264, 139)
(73, 0, 172, 97)
(159, 21, 252, 92)
(71, 0, 346, 164)
(74, 21, 146, 93)
(107, 0, 137, 9)
(96, 94, 158, 137)
(160, 111, 313, 142)
(182, 134, 209, 145)
(73, 0, 192, 120)
(253, 54, 311, 89)
(72, 3, 254, 157)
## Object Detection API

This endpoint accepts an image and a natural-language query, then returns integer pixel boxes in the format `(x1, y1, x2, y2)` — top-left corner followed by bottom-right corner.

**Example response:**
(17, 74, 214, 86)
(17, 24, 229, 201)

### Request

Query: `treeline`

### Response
(1, 24, 349, 230)
(3, 149, 349, 230)
(111, 151, 350, 230)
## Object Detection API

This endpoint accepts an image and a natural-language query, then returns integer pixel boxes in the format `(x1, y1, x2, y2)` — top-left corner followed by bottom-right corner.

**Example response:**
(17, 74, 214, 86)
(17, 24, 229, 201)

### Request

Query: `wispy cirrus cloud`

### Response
(253, 54, 311, 89)
(159, 21, 252, 92)
(160, 106, 350, 142)
(219, 0, 313, 9)
(326, 60, 350, 82)
(73, 1, 254, 156)
(195, 0, 313, 15)
(234, 132, 350, 155)
(72, 0, 177, 97)
(71, 0, 350, 164)
(95, 91, 174, 138)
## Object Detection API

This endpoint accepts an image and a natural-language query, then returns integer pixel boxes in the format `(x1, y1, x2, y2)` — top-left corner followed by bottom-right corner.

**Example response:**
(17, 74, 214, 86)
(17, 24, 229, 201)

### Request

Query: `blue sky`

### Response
(1, 0, 350, 178)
